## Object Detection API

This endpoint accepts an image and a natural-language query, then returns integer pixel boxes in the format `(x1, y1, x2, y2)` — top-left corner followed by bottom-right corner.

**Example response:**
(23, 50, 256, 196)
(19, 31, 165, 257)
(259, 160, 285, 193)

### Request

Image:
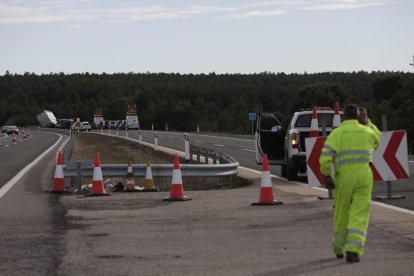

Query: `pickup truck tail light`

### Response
(291, 133, 299, 149)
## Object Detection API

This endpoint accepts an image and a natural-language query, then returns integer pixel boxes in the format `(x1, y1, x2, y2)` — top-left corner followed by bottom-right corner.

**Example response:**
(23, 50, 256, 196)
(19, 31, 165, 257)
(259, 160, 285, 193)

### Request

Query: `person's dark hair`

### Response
(359, 107, 367, 115)
(344, 104, 358, 120)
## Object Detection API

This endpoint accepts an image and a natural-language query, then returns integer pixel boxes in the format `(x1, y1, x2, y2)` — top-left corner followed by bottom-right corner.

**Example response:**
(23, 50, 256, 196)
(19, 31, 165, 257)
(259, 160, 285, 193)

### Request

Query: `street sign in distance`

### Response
(249, 113, 256, 120)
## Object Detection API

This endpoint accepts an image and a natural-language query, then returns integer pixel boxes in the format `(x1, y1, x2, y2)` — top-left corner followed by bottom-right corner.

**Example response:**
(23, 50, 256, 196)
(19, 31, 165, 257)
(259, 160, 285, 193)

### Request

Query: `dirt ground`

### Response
(70, 132, 251, 191)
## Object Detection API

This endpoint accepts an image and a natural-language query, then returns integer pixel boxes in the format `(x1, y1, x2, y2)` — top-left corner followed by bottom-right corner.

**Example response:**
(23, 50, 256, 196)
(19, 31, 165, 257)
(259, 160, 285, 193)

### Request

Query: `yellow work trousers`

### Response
(332, 165, 373, 257)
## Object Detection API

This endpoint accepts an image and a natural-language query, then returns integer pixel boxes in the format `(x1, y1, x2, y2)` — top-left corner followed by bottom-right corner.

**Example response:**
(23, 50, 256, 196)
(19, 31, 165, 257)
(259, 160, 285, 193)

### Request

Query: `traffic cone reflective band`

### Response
(163, 154, 191, 201)
(23, 130, 26, 138)
(309, 106, 319, 138)
(143, 160, 157, 192)
(332, 102, 341, 130)
(124, 161, 141, 192)
(252, 154, 283, 206)
(48, 151, 70, 194)
(85, 152, 110, 197)
(12, 133, 16, 142)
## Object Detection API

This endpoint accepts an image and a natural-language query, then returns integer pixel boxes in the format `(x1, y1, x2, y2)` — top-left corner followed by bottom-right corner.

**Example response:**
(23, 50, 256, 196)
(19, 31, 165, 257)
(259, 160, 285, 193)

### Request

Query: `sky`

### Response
(1, 0, 413, 75)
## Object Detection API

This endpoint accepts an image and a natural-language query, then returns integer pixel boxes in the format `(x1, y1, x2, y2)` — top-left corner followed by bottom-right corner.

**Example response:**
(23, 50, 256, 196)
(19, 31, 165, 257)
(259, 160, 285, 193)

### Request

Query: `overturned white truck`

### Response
(36, 110, 57, 128)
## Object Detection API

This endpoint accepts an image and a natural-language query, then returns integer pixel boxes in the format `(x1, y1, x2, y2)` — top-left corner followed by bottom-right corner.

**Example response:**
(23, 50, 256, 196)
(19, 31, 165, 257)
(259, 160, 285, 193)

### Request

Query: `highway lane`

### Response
(91, 129, 414, 210)
(0, 131, 60, 189)
(0, 131, 69, 275)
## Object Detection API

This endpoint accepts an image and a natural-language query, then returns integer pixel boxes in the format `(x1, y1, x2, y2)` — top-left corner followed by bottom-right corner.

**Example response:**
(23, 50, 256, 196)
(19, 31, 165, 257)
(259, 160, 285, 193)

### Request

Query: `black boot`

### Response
(346, 251, 360, 263)
(336, 254, 344, 259)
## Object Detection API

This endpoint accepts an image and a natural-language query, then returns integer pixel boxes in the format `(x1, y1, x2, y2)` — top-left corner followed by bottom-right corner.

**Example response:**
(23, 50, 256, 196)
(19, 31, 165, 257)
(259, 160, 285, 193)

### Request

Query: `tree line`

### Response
(0, 70, 413, 147)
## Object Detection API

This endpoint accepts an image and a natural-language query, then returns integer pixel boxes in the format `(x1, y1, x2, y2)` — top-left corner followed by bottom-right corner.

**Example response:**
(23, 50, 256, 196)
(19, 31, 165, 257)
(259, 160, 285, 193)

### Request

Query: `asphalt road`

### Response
(91, 128, 414, 210)
(0, 131, 60, 188)
(0, 131, 68, 275)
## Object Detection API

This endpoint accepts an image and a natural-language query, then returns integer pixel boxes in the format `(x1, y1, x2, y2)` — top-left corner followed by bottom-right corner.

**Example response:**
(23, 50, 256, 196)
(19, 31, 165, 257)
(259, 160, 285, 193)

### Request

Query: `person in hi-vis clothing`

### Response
(319, 104, 380, 263)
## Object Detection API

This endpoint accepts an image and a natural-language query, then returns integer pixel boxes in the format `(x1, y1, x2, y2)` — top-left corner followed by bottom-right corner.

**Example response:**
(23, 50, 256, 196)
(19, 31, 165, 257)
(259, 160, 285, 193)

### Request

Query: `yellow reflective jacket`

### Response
(320, 119, 379, 176)
(367, 119, 381, 139)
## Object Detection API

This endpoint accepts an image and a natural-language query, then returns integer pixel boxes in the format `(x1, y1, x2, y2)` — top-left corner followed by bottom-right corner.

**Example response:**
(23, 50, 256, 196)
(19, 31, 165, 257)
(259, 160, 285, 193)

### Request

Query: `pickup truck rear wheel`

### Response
(287, 162, 298, 181)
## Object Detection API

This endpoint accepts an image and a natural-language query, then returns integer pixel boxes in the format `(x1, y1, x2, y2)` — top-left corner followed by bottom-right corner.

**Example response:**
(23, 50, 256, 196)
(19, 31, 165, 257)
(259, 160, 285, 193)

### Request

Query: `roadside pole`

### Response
(185, 133, 189, 162)
(139, 131, 142, 145)
(154, 132, 158, 151)
(125, 127, 128, 140)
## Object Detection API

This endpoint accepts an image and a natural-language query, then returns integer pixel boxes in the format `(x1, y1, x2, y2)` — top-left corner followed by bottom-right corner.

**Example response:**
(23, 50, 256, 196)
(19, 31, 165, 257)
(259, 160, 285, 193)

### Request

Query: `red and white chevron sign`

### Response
(371, 130, 410, 182)
(305, 130, 410, 187)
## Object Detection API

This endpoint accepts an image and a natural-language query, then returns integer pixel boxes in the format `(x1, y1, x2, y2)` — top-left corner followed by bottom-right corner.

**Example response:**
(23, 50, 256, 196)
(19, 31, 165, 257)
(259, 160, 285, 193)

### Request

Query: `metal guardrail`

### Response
(190, 144, 237, 164)
(63, 162, 239, 178)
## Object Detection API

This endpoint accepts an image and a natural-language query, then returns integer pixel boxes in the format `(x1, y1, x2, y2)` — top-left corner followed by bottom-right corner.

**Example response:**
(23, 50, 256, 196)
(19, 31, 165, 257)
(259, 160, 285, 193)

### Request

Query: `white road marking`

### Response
(0, 134, 7, 139)
(194, 141, 202, 143)
(241, 149, 255, 152)
(180, 139, 185, 141)
(214, 144, 224, 147)
(409, 161, 414, 163)
(4, 145, 9, 147)
(0, 133, 63, 200)
(13, 143, 17, 145)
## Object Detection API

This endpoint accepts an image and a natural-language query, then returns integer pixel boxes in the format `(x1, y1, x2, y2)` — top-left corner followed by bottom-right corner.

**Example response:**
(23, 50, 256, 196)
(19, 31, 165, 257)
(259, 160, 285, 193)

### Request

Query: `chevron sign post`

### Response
(371, 130, 410, 182)
(305, 130, 410, 187)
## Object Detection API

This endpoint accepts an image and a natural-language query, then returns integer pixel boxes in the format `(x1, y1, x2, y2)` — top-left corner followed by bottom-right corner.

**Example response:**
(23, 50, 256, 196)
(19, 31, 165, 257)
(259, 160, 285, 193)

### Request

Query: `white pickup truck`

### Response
(255, 108, 344, 181)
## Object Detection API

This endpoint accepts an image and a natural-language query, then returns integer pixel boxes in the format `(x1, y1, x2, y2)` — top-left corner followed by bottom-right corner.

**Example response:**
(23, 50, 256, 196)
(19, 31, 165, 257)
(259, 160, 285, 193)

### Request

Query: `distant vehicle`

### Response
(64, 119, 74, 129)
(71, 121, 81, 131)
(109, 121, 117, 129)
(118, 120, 126, 130)
(80, 122, 91, 131)
(2, 126, 9, 133)
(7, 126, 19, 135)
(126, 115, 139, 130)
(36, 110, 57, 128)
(93, 116, 104, 129)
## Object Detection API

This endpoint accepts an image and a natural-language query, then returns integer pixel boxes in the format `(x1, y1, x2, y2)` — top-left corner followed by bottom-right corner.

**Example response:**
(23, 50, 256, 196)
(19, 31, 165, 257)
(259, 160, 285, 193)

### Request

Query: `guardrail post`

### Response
(77, 161, 82, 195)
(125, 128, 128, 140)
(139, 131, 142, 144)
(212, 153, 217, 164)
(185, 133, 190, 162)
(153, 177, 160, 190)
(152, 123, 154, 130)
(229, 176, 233, 189)
(205, 150, 209, 164)
(154, 132, 158, 151)
(197, 149, 200, 163)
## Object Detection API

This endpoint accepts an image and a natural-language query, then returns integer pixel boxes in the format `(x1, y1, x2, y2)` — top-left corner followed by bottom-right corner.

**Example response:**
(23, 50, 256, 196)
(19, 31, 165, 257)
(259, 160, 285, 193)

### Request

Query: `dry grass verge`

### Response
(70, 133, 252, 191)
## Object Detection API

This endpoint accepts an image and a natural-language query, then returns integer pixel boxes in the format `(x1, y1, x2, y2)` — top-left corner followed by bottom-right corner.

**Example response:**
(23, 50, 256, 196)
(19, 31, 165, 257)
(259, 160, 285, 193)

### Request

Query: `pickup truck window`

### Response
(294, 114, 344, 127)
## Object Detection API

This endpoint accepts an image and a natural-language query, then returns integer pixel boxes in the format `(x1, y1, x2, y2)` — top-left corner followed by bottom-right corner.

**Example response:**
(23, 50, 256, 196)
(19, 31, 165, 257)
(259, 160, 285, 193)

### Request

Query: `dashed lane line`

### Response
(214, 144, 225, 147)
(194, 141, 202, 143)
(4, 145, 9, 147)
(241, 149, 255, 152)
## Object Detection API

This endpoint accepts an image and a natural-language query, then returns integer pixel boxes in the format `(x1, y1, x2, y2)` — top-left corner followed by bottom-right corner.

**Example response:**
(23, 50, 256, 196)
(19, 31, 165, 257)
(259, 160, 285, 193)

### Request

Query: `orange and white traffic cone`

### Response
(22, 130, 25, 138)
(85, 152, 110, 197)
(163, 154, 191, 201)
(12, 133, 16, 142)
(124, 161, 141, 192)
(252, 154, 283, 206)
(332, 102, 341, 130)
(309, 106, 319, 137)
(143, 160, 157, 192)
(48, 151, 70, 194)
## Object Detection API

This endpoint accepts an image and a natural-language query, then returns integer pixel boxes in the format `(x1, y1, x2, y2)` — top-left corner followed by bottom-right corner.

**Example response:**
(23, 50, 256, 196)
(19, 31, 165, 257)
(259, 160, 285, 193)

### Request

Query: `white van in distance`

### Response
(126, 115, 139, 130)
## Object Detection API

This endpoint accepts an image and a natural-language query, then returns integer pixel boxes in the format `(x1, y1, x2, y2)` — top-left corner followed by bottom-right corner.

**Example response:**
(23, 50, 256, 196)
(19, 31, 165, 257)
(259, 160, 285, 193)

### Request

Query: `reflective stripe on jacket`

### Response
(320, 119, 379, 176)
